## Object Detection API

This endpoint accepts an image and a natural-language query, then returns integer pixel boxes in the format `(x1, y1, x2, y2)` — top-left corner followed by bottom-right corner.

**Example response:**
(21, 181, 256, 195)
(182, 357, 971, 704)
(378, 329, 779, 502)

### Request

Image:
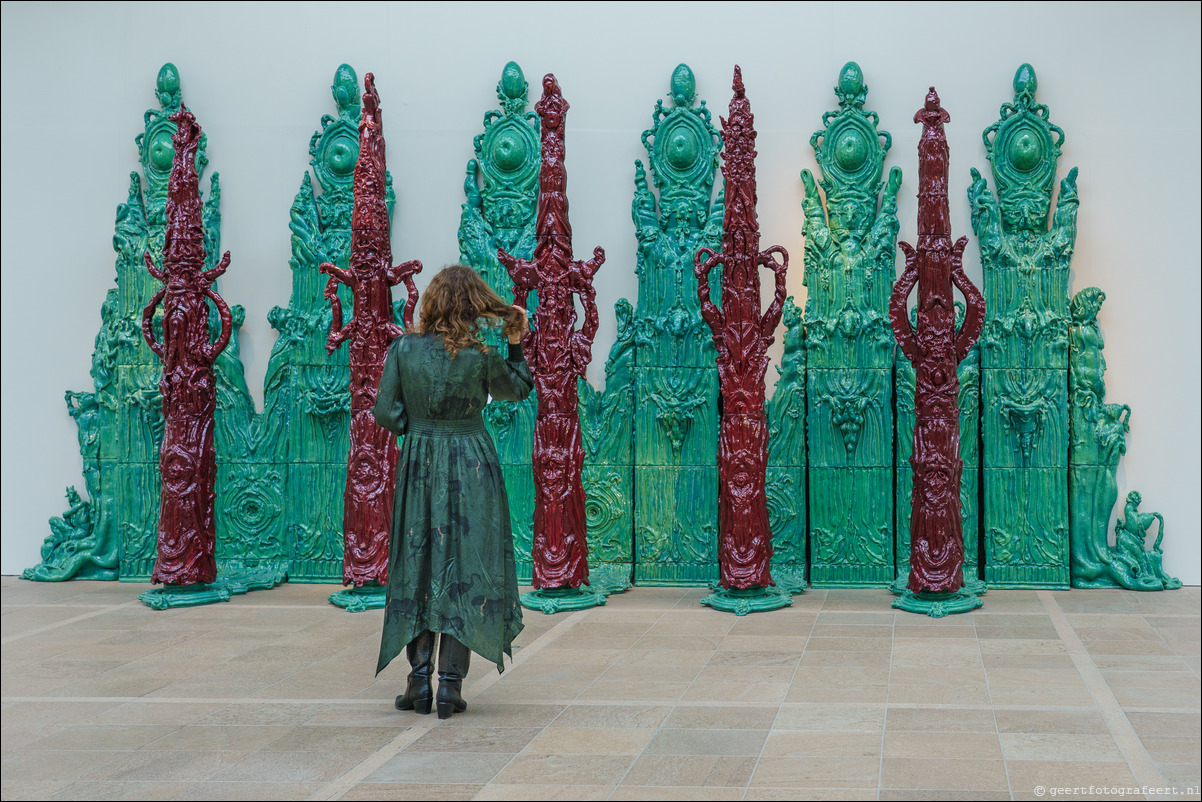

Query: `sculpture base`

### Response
(891, 570, 987, 596)
(138, 561, 286, 610)
(892, 588, 984, 618)
(521, 586, 607, 614)
(700, 585, 794, 616)
(329, 583, 387, 613)
(769, 564, 808, 595)
(586, 564, 633, 596)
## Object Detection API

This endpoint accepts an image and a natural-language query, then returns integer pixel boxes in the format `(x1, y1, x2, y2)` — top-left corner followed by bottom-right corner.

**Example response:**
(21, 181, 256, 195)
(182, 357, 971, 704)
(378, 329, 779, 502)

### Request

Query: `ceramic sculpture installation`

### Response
(139, 104, 231, 603)
(459, 61, 542, 582)
(694, 67, 792, 614)
(971, 64, 1075, 588)
(25, 64, 284, 601)
(319, 73, 423, 610)
(498, 74, 608, 613)
(801, 63, 902, 587)
(628, 64, 724, 586)
(895, 304, 984, 595)
(1068, 289, 1179, 590)
(889, 88, 986, 618)
(765, 298, 808, 594)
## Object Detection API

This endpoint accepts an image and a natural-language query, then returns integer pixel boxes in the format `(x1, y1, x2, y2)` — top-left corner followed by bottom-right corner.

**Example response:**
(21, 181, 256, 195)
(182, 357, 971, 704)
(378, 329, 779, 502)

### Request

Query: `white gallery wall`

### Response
(2, 1, 1199, 583)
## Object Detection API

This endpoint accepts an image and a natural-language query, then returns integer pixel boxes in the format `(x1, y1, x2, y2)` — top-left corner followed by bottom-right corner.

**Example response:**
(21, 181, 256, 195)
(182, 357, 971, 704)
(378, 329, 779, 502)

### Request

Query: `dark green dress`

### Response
(371, 333, 534, 674)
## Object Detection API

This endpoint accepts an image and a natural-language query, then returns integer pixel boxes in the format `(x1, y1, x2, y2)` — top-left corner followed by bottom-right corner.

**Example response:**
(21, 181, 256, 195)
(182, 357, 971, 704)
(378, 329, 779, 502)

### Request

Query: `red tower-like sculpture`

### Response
(142, 106, 232, 588)
(319, 74, 422, 607)
(498, 74, 607, 613)
(694, 67, 792, 615)
(889, 88, 986, 617)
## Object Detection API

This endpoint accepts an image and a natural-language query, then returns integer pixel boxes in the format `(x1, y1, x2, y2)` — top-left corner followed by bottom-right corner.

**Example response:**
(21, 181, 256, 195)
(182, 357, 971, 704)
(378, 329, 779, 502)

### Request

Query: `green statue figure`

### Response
(628, 63, 724, 586)
(972, 64, 1076, 588)
(766, 297, 807, 594)
(1068, 288, 1178, 590)
(802, 62, 902, 587)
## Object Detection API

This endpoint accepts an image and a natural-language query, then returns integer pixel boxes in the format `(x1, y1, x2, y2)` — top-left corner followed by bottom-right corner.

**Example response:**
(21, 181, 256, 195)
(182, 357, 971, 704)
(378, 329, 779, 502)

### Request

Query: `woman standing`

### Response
(372, 265, 533, 719)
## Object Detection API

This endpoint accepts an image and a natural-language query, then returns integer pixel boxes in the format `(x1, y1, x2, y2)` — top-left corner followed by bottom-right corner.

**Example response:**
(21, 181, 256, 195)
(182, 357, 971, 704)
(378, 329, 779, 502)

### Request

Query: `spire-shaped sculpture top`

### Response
(162, 106, 207, 269)
(351, 74, 390, 236)
(915, 88, 952, 244)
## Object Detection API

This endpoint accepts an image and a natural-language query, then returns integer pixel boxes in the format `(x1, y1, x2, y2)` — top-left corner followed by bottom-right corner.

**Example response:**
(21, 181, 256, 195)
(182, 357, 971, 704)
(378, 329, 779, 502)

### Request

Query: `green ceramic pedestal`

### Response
(137, 561, 286, 610)
(520, 586, 607, 614)
(700, 585, 793, 616)
(328, 582, 387, 612)
(892, 588, 983, 618)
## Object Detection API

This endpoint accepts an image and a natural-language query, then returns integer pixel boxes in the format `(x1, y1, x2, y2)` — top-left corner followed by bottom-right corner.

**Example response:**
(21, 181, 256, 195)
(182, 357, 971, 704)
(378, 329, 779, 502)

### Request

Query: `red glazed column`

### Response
(890, 88, 985, 618)
(498, 74, 607, 614)
(141, 106, 232, 587)
(319, 74, 422, 595)
(694, 67, 792, 615)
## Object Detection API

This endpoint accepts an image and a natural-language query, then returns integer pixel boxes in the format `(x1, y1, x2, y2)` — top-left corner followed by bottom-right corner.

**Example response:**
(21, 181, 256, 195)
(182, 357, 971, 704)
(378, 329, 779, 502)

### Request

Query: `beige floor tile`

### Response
(893, 626, 977, 639)
(749, 789, 880, 801)
(805, 636, 894, 652)
(888, 666, 988, 686)
(522, 726, 655, 755)
(879, 790, 1010, 801)
(750, 755, 879, 788)
(1112, 685, 1201, 707)
(0, 780, 74, 801)
(437, 703, 566, 728)
(879, 757, 1008, 790)
(548, 704, 671, 729)
(469, 680, 585, 703)
(1000, 732, 1125, 761)
(680, 680, 789, 704)
(975, 638, 1067, 655)
(594, 662, 705, 683)
(44, 780, 194, 800)
(339, 783, 487, 801)
(774, 705, 885, 732)
(171, 780, 325, 800)
(22, 724, 180, 752)
(718, 635, 809, 652)
(1127, 711, 1202, 738)
(84, 750, 248, 782)
(885, 708, 996, 732)
(622, 754, 755, 787)
(1004, 759, 1138, 795)
(366, 750, 513, 784)
(693, 663, 796, 683)
(139, 725, 290, 752)
(1, 749, 129, 782)
(260, 724, 402, 752)
(491, 753, 634, 785)
(993, 709, 1108, 734)
(984, 667, 1091, 687)
(474, 784, 613, 800)
(786, 683, 891, 704)
(661, 705, 778, 730)
(575, 681, 689, 702)
(761, 731, 881, 758)
(611, 786, 742, 800)
(2, 700, 125, 725)
(499, 661, 611, 684)
(981, 652, 1078, 669)
(632, 634, 722, 652)
(408, 726, 540, 753)
(1101, 669, 1201, 688)
(889, 683, 991, 705)
(883, 731, 1001, 759)
(1083, 639, 1178, 656)
(988, 683, 1096, 706)
(1139, 737, 1201, 764)
(1157, 762, 1202, 788)
(816, 612, 898, 626)
(704, 649, 801, 668)
(799, 650, 893, 667)
(642, 727, 767, 756)
(791, 665, 891, 687)
(810, 625, 894, 638)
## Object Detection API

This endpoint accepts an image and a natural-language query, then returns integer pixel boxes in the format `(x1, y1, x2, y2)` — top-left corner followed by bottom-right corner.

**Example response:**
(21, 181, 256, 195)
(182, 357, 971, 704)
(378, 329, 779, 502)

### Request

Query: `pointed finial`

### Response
(332, 64, 360, 113)
(732, 65, 745, 98)
(925, 87, 940, 111)
(1013, 63, 1038, 108)
(499, 61, 528, 100)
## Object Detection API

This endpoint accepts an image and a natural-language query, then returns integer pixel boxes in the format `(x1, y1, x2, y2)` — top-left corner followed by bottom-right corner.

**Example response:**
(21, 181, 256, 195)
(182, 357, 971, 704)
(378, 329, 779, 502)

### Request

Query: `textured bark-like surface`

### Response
(498, 74, 603, 591)
(629, 64, 723, 587)
(459, 62, 541, 582)
(971, 64, 1074, 588)
(890, 88, 985, 598)
(141, 106, 232, 586)
(802, 63, 900, 587)
(895, 305, 982, 593)
(694, 67, 788, 592)
(1068, 290, 1178, 590)
(319, 74, 422, 588)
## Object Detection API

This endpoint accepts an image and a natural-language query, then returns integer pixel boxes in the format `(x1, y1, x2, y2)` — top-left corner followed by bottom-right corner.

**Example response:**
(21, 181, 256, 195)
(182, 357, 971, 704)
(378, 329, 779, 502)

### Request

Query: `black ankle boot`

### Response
(395, 630, 435, 714)
(436, 633, 471, 719)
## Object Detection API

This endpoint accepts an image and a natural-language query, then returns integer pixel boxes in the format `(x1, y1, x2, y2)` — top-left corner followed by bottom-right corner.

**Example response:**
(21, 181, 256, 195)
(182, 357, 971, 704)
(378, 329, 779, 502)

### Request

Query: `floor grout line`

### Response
(0, 601, 140, 645)
(1038, 590, 1172, 800)
(307, 607, 592, 801)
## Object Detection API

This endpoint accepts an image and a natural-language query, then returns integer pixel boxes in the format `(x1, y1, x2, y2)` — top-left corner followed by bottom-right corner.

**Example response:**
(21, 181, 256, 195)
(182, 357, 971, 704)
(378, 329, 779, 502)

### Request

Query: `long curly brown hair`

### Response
(417, 265, 525, 358)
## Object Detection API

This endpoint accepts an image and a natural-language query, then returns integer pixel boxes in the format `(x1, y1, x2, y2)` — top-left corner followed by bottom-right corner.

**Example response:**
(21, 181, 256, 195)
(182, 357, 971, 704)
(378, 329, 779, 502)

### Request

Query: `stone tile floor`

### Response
(1, 577, 1198, 800)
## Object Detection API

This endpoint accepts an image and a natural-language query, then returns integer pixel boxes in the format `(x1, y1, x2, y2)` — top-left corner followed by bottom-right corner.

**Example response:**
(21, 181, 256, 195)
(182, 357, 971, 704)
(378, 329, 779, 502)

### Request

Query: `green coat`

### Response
(371, 333, 534, 673)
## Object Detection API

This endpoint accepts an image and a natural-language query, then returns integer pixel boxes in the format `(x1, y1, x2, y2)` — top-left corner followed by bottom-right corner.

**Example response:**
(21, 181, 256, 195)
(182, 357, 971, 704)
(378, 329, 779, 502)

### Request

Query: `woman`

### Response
(371, 264, 533, 719)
